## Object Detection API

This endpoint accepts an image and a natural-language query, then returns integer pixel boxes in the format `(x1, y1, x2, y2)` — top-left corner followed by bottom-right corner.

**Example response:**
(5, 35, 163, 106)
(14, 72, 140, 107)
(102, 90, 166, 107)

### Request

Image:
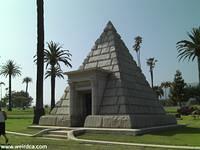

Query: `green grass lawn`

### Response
(2, 107, 200, 149)
(164, 106, 178, 114)
(1, 135, 165, 150)
(78, 115, 200, 147)
(3, 108, 167, 150)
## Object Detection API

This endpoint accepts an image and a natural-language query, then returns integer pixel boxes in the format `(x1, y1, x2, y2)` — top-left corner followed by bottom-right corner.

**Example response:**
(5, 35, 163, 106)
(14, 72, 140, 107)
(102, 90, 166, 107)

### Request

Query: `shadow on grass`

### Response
(149, 126, 200, 136)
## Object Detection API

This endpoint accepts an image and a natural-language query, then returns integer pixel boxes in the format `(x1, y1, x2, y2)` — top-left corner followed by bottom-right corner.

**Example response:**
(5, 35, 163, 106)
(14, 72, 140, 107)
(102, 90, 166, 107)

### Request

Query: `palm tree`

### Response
(177, 27, 200, 86)
(146, 57, 157, 88)
(45, 66, 64, 110)
(33, 0, 45, 124)
(44, 41, 72, 110)
(0, 82, 5, 106)
(0, 60, 21, 111)
(22, 77, 32, 96)
(161, 81, 172, 99)
(133, 36, 142, 68)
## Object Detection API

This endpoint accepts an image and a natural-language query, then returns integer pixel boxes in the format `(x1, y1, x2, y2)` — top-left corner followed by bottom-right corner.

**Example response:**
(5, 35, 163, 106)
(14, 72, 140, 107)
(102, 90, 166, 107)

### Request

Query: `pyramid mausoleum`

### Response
(39, 21, 176, 128)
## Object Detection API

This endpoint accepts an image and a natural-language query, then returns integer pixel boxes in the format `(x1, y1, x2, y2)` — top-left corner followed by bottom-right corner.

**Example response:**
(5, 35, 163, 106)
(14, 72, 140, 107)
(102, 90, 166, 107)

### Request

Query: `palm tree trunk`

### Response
(150, 68, 153, 88)
(51, 72, 56, 111)
(8, 74, 12, 111)
(137, 51, 141, 68)
(198, 57, 200, 87)
(33, 0, 45, 124)
(26, 83, 28, 96)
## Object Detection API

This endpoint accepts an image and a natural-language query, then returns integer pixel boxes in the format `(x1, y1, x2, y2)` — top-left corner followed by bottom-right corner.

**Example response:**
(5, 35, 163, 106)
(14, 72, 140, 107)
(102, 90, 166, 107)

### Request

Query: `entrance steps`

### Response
(29, 125, 73, 139)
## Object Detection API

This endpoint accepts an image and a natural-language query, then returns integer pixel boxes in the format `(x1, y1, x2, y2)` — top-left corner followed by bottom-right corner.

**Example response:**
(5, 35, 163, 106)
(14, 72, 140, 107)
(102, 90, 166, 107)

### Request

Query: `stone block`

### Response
(110, 46, 115, 52)
(100, 105, 118, 114)
(88, 56, 98, 62)
(108, 39, 115, 45)
(115, 79, 122, 87)
(50, 107, 57, 115)
(39, 115, 57, 126)
(118, 105, 127, 114)
(110, 52, 117, 58)
(101, 47, 110, 54)
(55, 115, 71, 126)
(102, 116, 132, 128)
(116, 88, 124, 96)
(98, 60, 111, 67)
(118, 96, 126, 104)
(84, 115, 176, 128)
(56, 107, 69, 115)
(93, 49, 101, 56)
(111, 58, 118, 65)
(104, 88, 117, 97)
(55, 100, 62, 107)
(84, 115, 103, 127)
(101, 42, 109, 48)
(102, 66, 112, 70)
(114, 72, 121, 78)
(97, 54, 110, 60)
(61, 100, 69, 106)
(107, 80, 116, 88)
(84, 62, 97, 69)
(102, 96, 118, 105)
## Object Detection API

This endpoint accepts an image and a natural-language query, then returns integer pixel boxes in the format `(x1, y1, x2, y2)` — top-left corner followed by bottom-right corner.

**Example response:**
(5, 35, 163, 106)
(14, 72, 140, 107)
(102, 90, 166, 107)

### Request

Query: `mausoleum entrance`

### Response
(76, 90, 92, 126)
(66, 68, 109, 126)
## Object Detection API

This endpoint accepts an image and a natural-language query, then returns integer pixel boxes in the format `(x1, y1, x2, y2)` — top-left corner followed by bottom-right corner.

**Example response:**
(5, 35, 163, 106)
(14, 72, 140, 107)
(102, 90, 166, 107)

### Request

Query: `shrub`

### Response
(177, 106, 195, 115)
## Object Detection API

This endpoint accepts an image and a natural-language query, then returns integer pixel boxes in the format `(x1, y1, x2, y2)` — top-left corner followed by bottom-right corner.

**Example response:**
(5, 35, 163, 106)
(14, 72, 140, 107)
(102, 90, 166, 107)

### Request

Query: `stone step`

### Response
(28, 125, 73, 130)
(48, 130, 68, 135)
(43, 134, 67, 139)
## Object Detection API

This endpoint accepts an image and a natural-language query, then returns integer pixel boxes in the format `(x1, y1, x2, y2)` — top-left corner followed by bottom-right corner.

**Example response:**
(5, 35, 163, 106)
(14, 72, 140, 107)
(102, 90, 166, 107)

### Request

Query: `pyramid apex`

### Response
(104, 21, 117, 32)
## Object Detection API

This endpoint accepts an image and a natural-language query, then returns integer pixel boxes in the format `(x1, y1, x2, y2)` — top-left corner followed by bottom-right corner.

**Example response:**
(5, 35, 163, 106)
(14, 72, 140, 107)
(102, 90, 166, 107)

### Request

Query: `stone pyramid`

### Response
(39, 21, 176, 128)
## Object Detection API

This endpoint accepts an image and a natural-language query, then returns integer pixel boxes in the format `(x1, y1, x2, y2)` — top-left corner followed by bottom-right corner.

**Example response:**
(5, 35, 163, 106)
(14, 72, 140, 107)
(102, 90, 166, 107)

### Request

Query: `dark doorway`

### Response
(84, 93, 92, 117)
(76, 90, 92, 126)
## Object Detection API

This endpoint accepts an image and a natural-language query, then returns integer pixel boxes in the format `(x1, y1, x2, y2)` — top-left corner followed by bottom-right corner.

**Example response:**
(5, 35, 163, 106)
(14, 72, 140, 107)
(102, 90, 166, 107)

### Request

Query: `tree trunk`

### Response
(198, 57, 200, 87)
(150, 68, 153, 88)
(51, 71, 56, 111)
(33, 0, 45, 124)
(8, 74, 12, 111)
(137, 51, 141, 68)
(26, 83, 28, 96)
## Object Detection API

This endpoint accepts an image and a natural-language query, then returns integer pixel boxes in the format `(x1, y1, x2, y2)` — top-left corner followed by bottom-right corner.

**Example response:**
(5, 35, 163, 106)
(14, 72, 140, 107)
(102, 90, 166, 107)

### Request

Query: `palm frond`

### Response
(0, 60, 22, 78)
(177, 27, 200, 62)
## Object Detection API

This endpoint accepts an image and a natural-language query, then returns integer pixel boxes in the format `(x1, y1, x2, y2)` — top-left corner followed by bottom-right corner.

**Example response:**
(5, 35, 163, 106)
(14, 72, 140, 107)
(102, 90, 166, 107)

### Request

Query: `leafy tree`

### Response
(183, 85, 200, 103)
(133, 36, 142, 68)
(169, 70, 186, 107)
(153, 85, 164, 99)
(0, 97, 8, 107)
(22, 77, 32, 96)
(3, 91, 33, 108)
(0, 60, 21, 111)
(176, 27, 200, 86)
(33, 0, 45, 124)
(146, 57, 157, 88)
(0, 81, 5, 104)
(44, 41, 72, 110)
(161, 81, 172, 99)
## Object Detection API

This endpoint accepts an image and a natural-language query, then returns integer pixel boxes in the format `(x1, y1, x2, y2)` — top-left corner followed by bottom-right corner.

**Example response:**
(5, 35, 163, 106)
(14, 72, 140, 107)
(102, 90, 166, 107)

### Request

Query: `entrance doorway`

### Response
(84, 93, 92, 117)
(76, 90, 92, 126)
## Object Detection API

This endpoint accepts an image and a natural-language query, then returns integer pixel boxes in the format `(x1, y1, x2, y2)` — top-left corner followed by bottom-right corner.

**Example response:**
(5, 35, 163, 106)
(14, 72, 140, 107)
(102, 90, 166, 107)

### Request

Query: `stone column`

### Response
(91, 77, 98, 115)
(68, 80, 75, 126)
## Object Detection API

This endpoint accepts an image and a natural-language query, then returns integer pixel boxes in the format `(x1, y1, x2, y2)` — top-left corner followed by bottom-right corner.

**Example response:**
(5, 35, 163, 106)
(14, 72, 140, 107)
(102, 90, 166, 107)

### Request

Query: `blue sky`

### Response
(0, 0, 199, 105)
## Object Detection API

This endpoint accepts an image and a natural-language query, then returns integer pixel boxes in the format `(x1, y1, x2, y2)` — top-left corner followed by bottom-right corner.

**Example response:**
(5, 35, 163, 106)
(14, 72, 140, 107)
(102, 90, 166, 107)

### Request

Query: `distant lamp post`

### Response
(0, 82, 5, 105)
